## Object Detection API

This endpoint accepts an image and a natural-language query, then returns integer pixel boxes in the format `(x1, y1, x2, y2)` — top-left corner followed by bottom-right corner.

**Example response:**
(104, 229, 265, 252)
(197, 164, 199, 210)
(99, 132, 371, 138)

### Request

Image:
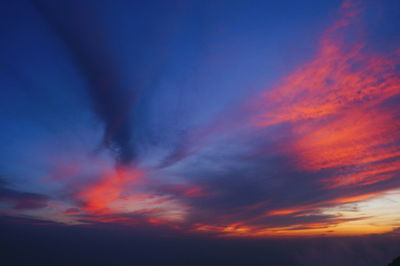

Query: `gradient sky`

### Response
(1, 0, 400, 254)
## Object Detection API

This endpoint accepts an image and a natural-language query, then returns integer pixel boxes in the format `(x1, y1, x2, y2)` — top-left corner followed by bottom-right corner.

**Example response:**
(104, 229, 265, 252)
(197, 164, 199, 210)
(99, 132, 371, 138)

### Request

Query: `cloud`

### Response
(1, 215, 399, 266)
(30, 0, 139, 166)
(0, 178, 49, 210)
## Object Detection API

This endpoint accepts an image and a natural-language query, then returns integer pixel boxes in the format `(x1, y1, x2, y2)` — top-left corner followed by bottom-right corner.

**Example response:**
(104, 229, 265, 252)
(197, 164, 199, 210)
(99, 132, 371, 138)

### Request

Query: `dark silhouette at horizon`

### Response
(389, 256, 400, 266)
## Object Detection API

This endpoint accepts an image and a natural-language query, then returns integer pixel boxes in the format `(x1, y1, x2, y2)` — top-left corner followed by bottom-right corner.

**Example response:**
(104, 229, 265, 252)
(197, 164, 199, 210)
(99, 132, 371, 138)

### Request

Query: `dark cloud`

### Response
(163, 129, 400, 229)
(30, 0, 138, 166)
(0, 179, 49, 210)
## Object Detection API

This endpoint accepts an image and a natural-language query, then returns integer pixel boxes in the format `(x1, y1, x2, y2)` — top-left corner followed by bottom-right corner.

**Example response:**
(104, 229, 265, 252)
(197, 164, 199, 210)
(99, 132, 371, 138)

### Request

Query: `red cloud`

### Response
(254, 0, 400, 189)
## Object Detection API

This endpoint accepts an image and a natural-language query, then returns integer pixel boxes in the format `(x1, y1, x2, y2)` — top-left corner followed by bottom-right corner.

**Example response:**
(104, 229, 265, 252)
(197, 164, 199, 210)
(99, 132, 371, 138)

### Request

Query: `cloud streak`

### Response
(30, 0, 139, 166)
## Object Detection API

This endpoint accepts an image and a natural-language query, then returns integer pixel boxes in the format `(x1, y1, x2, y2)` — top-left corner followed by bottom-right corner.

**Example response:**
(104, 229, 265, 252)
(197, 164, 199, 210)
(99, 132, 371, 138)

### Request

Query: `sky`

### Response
(0, 0, 400, 265)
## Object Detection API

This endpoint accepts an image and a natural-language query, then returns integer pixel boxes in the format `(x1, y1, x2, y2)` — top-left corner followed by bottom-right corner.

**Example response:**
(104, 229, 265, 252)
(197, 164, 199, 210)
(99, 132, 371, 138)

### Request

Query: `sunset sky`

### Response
(0, 0, 399, 265)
